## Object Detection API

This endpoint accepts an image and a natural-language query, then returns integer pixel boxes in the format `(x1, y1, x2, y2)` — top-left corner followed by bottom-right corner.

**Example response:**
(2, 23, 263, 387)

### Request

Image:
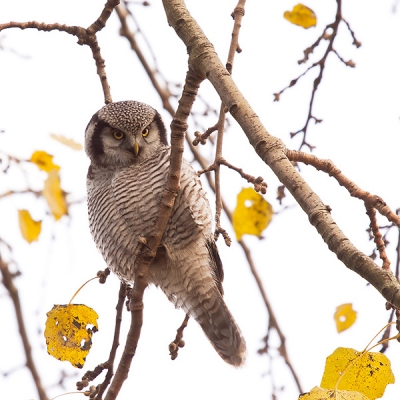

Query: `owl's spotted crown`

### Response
(86, 100, 168, 142)
(98, 101, 158, 134)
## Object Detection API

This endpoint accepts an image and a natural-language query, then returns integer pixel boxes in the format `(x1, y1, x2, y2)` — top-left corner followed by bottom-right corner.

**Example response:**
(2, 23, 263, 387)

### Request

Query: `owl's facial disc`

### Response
(85, 100, 169, 168)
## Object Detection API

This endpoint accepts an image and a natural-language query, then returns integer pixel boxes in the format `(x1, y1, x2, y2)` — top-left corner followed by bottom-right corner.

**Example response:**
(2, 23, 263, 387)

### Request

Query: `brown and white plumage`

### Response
(85, 100, 246, 366)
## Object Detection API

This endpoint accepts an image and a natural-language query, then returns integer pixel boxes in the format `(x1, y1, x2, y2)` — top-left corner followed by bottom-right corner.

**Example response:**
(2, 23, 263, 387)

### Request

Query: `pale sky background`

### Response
(1, 1, 400, 399)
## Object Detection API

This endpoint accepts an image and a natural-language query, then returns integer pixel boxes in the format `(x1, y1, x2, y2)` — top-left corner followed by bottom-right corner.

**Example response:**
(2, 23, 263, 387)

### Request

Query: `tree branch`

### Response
(285, 149, 400, 227)
(0, 0, 119, 104)
(162, 0, 400, 309)
(0, 254, 48, 400)
(103, 68, 204, 400)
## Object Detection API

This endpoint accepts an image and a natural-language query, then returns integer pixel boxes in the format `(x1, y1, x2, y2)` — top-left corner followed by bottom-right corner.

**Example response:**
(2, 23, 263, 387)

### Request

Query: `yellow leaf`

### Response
(334, 303, 357, 333)
(284, 4, 317, 29)
(44, 304, 99, 368)
(50, 133, 83, 151)
(43, 170, 68, 220)
(321, 347, 395, 399)
(299, 386, 369, 400)
(18, 209, 42, 243)
(30, 150, 60, 172)
(232, 187, 273, 241)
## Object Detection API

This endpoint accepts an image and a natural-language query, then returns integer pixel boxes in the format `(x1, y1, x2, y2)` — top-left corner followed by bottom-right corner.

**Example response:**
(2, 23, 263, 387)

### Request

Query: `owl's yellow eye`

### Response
(113, 131, 124, 140)
(142, 128, 149, 137)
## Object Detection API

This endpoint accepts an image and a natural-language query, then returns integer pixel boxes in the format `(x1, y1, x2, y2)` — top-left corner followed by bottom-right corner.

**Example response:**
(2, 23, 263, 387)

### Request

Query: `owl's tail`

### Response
(153, 246, 246, 366)
(193, 288, 246, 367)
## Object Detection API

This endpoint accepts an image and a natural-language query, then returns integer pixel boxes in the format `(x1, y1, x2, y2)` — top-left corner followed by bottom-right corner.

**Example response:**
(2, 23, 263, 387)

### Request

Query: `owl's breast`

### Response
(87, 151, 170, 281)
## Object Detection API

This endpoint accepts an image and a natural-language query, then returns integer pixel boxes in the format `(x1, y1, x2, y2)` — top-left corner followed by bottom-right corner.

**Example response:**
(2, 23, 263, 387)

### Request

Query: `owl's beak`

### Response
(133, 142, 140, 156)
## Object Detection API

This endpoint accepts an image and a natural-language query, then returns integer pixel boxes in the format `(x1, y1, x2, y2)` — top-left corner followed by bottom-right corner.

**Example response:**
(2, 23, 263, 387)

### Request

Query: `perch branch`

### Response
(103, 69, 204, 400)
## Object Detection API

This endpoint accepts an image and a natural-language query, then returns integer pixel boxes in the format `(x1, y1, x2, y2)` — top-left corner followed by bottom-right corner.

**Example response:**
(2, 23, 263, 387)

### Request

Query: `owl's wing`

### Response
(206, 239, 224, 295)
(111, 155, 245, 366)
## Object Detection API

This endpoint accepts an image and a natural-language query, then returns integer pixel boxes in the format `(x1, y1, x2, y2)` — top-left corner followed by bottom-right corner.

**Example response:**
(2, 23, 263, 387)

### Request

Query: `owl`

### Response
(84, 100, 246, 366)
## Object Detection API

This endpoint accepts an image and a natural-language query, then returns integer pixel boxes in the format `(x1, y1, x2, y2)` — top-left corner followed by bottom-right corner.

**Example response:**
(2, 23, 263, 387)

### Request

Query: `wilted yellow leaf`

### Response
(299, 386, 369, 400)
(44, 304, 99, 368)
(30, 150, 60, 172)
(321, 347, 395, 399)
(232, 187, 273, 241)
(50, 133, 83, 151)
(284, 4, 317, 29)
(334, 303, 357, 333)
(18, 209, 42, 243)
(43, 170, 68, 220)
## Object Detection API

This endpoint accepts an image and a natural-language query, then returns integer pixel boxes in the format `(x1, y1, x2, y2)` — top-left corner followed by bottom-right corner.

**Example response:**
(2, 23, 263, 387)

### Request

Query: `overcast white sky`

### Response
(1, 1, 400, 399)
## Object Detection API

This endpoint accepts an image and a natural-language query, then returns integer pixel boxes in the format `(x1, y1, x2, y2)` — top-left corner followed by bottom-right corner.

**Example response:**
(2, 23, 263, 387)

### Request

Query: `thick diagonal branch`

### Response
(162, 0, 400, 308)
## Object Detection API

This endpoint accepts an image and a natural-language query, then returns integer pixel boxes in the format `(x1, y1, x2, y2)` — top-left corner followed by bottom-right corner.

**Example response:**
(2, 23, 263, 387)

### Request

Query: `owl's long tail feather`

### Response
(192, 287, 246, 367)
(151, 245, 246, 366)
(157, 271, 246, 366)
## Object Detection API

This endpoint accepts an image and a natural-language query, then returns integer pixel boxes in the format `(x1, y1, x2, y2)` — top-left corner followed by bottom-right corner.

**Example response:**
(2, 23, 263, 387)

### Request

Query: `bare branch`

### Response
(274, 0, 362, 150)
(169, 314, 190, 360)
(115, 3, 174, 114)
(286, 149, 400, 227)
(162, 0, 400, 309)
(219, 157, 267, 194)
(87, 0, 121, 35)
(366, 207, 391, 270)
(0, 1, 118, 105)
(103, 69, 204, 400)
(239, 240, 303, 393)
(0, 254, 48, 400)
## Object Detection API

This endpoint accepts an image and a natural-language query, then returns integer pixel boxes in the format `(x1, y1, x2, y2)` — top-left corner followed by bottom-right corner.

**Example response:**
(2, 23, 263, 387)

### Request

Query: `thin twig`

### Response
(115, 3, 174, 114)
(212, 0, 247, 245)
(274, 0, 360, 150)
(366, 207, 391, 270)
(219, 157, 267, 194)
(0, 0, 119, 104)
(169, 314, 190, 360)
(214, 104, 229, 243)
(95, 282, 127, 399)
(286, 149, 400, 228)
(239, 240, 303, 393)
(0, 254, 48, 400)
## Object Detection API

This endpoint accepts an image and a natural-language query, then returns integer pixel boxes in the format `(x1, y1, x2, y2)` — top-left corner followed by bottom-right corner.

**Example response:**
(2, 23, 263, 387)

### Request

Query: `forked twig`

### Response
(274, 0, 361, 150)
(0, 0, 120, 104)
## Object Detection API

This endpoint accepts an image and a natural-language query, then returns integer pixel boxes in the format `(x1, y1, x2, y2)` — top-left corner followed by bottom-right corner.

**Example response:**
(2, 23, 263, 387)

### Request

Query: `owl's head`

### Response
(85, 100, 168, 167)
